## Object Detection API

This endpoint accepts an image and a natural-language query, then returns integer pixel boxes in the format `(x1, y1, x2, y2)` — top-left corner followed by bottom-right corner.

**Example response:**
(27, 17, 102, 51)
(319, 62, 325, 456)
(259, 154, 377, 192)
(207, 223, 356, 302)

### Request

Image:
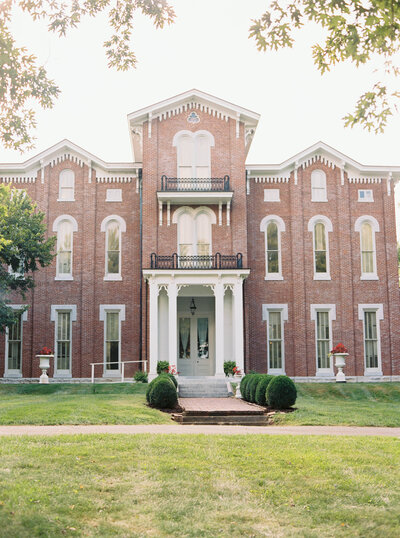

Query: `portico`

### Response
(143, 270, 249, 379)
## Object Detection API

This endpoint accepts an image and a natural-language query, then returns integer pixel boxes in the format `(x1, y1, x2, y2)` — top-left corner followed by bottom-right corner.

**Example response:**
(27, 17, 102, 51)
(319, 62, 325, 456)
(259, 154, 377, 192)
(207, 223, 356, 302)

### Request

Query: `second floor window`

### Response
(106, 220, 120, 275)
(314, 222, 327, 273)
(57, 220, 73, 277)
(355, 216, 379, 280)
(173, 207, 216, 267)
(59, 170, 75, 201)
(174, 130, 214, 179)
(266, 221, 279, 274)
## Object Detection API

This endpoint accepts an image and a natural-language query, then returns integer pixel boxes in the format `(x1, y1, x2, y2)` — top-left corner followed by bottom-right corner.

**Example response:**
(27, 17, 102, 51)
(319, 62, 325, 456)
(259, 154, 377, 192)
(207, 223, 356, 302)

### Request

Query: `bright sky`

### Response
(1, 0, 400, 233)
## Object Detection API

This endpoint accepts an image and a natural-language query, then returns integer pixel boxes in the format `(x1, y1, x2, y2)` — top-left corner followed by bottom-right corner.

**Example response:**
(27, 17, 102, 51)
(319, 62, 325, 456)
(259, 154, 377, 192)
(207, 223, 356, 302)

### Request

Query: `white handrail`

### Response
(90, 360, 148, 383)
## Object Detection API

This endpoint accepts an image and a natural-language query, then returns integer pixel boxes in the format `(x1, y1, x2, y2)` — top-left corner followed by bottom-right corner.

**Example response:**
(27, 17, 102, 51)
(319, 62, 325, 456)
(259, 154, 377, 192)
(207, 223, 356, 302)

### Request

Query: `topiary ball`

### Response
(146, 376, 160, 403)
(248, 374, 264, 403)
(149, 377, 178, 409)
(266, 375, 297, 409)
(255, 374, 274, 406)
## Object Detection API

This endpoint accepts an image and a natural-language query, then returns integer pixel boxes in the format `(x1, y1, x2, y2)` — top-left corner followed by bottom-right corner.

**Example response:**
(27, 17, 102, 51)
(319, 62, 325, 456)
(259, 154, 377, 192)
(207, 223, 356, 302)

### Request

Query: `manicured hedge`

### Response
(240, 374, 253, 401)
(255, 375, 273, 406)
(247, 374, 264, 403)
(266, 375, 297, 409)
(148, 376, 177, 409)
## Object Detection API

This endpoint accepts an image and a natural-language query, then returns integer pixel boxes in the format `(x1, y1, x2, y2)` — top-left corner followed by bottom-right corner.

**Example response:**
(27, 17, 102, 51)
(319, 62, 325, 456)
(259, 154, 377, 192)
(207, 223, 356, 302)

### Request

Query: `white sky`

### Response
(2, 0, 400, 234)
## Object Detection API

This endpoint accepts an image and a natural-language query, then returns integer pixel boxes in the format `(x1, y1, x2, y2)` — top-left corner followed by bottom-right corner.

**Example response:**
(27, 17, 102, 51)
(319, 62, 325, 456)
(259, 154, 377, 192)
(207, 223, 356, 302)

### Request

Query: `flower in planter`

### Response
(233, 366, 241, 376)
(168, 365, 179, 375)
(38, 346, 53, 355)
(330, 343, 349, 355)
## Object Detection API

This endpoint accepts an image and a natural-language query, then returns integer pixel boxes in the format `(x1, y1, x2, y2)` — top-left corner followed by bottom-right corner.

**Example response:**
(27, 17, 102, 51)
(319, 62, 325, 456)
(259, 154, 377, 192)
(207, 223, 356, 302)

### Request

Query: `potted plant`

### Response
(36, 346, 54, 384)
(330, 343, 349, 383)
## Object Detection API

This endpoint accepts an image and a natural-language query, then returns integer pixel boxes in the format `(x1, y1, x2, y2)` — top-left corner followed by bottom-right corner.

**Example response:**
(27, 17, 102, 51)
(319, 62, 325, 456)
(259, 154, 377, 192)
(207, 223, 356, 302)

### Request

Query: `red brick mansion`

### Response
(1, 90, 400, 381)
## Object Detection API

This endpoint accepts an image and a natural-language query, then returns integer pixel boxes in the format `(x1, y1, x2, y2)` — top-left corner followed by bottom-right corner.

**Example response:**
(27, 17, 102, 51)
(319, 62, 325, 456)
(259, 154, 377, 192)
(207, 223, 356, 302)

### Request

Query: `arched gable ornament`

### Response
(187, 112, 200, 124)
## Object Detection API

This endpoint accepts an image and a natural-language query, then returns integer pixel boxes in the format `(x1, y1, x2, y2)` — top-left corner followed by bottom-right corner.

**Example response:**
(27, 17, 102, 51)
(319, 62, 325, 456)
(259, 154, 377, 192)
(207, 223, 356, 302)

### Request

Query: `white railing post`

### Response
(91, 363, 94, 384)
(143, 361, 147, 373)
(121, 362, 125, 383)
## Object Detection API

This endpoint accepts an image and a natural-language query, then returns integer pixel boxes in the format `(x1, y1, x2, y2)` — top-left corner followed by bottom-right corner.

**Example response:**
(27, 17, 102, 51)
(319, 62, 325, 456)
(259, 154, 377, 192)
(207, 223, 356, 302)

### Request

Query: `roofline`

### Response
(127, 88, 260, 123)
(0, 139, 141, 173)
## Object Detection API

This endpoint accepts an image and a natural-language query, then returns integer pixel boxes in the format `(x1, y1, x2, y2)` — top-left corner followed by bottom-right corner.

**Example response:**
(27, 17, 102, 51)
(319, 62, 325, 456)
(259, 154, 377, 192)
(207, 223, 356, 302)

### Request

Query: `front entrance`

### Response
(177, 315, 214, 376)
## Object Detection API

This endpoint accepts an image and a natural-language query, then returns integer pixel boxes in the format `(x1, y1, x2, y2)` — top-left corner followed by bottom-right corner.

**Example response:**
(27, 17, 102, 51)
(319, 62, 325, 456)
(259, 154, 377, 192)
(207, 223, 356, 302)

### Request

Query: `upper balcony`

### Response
(148, 253, 243, 270)
(157, 174, 233, 208)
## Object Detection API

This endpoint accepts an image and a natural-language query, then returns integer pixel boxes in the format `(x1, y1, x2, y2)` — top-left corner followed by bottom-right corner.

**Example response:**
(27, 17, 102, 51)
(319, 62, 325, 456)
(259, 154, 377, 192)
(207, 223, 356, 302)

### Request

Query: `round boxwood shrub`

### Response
(145, 376, 160, 403)
(149, 376, 178, 409)
(266, 375, 297, 409)
(248, 374, 264, 403)
(240, 374, 253, 401)
(255, 374, 273, 406)
(165, 372, 178, 388)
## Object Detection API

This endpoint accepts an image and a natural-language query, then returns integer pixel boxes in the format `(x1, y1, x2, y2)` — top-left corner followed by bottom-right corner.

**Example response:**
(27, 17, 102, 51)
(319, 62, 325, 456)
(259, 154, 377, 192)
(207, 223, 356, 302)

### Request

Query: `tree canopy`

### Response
(250, 0, 400, 133)
(0, 185, 55, 330)
(0, 0, 175, 152)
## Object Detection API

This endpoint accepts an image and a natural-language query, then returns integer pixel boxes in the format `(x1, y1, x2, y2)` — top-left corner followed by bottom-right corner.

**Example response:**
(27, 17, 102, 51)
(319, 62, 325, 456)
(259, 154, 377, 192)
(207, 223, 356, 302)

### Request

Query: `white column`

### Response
(149, 280, 159, 379)
(159, 201, 163, 226)
(214, 281, 225, 376)
(233, 278, 245, 373)
(168, 282, 178, 368)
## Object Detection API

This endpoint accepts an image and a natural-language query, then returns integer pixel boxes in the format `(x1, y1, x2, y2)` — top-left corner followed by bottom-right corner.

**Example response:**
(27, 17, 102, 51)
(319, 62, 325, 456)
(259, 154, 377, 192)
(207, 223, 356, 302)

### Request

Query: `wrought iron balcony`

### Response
(160, 175, 230, 192)
(150, 252, 243, 270)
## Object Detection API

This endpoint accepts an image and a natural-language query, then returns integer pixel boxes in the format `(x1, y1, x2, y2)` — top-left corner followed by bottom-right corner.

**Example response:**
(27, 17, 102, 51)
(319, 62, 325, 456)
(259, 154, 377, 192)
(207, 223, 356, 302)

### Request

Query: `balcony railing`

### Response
(160, 175, 230, 192)
(150, 252, 243, 269)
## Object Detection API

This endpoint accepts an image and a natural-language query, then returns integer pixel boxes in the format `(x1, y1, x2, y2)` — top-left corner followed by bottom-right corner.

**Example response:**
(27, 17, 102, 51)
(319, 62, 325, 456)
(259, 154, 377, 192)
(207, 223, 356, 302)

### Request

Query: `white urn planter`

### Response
(37, 354, 54, 384)
(334, 353, 348, 383)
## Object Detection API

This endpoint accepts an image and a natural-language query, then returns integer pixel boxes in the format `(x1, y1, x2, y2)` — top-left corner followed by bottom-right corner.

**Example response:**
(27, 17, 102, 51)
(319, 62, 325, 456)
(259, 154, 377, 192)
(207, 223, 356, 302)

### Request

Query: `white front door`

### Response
(177, 315, 213, 376)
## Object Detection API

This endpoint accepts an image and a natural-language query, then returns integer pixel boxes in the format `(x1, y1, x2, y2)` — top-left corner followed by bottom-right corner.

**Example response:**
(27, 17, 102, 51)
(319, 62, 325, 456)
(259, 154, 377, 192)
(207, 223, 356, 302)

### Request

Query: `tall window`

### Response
(101, 216, 126, 280)
(56, 311, 71, 372)
(196, 212, 211, 256)
(174, 207, 215, 267)
(173, 130, 214, 179)
(260, 215, 285, 280)
(6, 313, 22, 373)
(57, 220, 73, 277)
(311, 305, 335, 375)
(262, 304, 287, 374)
(311, 170, 327, 201)
(58, 170, 75, 201)
(106, 312, 120, 370)
(355, 216, 379, 280)
(359, 304, 383, 374)
(308, 216, 332, 280)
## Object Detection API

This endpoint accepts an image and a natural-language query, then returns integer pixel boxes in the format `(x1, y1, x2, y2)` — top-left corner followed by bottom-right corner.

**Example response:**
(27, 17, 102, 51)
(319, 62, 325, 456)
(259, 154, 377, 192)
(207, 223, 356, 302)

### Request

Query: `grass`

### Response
(0, 384, 171, 425)
(0, 434, 399, 536)
(271, 382, 400, 427)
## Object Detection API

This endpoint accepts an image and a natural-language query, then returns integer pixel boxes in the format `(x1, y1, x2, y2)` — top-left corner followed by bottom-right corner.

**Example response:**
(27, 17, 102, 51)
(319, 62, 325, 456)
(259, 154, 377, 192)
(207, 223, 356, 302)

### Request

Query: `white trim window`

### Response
(4, 306, 28, 377)
(358, 190, 373, 202)
(51, 305, 77, 377)
(308, 215, 332, 280)
(58, 169, 75, 201)
(101, 215, 126, 281)
(260, 215, 285, 280)
(310, 304, 336, 376)
(355, 216, 379, 280)
(53, 215, 78, 280)
(358, 304, 383, 375)
(173, 130, 215, 179)
(99, 305, 125, 375)
(311, 170, 327, 202)
(262, 304, 288, 374)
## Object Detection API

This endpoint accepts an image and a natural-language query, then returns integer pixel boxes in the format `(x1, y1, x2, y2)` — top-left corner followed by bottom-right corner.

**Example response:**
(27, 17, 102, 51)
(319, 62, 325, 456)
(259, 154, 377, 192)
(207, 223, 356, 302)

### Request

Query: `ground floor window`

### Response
(106, 311, 120, 370)
(7, 312, 22, 372)
(358, 304, 383, 375)
(262, 304, 288, 374)
(310, 304, 336, 375)
(56, 311, 71, 371)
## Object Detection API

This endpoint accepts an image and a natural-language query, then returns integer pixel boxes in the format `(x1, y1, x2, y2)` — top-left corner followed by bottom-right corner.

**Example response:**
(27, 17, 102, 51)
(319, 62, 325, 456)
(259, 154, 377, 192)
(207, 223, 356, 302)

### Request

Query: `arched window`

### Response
(101, 215, 126, 280)
(308, 216, 332, 280)
(355, 216, 379, 279)
(311, 170, 327, 202)
(173, 130, 214, 179)
(173, 207, 215, 267)
(195, 212, 211, 256)
(260, 215, 285, 280)
(53, 215, 78, 280)
(58, 170, 75, 201)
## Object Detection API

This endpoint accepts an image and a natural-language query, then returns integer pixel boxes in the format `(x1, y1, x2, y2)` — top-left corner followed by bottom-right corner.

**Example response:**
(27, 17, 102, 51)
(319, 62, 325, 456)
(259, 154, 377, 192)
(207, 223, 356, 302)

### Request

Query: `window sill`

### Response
(104, 275, 123, 281)
(315, 370, 334, 377)
(360, 275, 379, 280)
(264, 275, 284, 281)
(57, 199, 75, 202)
(106, 199, 122, 203)
(103, 371, 121, 377)
(311, 199, 328, 203)
(55, 276, 74, 281)
(358, 199, 374, 203)
(313, 274, 331, 281)
(364, 369, 383, 376)
(268, 369, 285, 375)
(54, 373, 72, 378)
(3, 372, 22, 378)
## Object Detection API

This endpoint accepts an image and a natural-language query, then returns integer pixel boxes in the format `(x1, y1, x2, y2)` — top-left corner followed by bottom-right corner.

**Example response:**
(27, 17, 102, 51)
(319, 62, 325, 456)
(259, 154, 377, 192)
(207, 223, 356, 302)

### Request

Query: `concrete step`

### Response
(178, 378, 230, 398)
(172, 414, 269, 425)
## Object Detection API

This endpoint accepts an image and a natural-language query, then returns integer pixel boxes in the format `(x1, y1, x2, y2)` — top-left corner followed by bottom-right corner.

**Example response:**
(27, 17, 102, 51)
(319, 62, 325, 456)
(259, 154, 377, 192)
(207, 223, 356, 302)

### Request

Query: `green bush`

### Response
(161, 372, 177, 388)
(157, 361, 169, 374)
(149, 376, 178, 409)
(145, 376, 160, 403)
(248, 374, 264, 403)
(134, 370, 148, 383)
(223, 361, 236, 376)
(240, 374, 254, 401)
(266, 375, 297, 409)
(255, 375, 274, 406)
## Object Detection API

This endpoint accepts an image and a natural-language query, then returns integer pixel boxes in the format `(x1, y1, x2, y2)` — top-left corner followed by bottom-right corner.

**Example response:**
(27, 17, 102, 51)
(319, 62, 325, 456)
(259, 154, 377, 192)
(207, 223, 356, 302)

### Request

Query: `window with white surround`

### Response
(354, 216, 379, 280)
(358, 304, 383, 375)
(173, 130, 215, 178)
(310, 304, 336, 375)
(173, 206, 216, 266)
(51, 305, 77, 377)
(53, 215, 78, 280)
(262, 304, 288, 374)
(358, 190, 373, 202)
(58, 169, 75, 201)
(264, 189, 280, 202)
(260, 215, 285, 280)
(311, 170, 327, 202)
(99, 305, 125, 375)
(4, 306, 28, 377)
(308, 215, 332, 280)
(101, 215, 126, 280)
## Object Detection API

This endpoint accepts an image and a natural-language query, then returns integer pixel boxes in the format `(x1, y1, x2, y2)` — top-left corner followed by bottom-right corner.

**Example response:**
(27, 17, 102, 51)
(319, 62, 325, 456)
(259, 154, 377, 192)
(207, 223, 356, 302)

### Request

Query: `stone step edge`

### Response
(182, 409, 265, 416)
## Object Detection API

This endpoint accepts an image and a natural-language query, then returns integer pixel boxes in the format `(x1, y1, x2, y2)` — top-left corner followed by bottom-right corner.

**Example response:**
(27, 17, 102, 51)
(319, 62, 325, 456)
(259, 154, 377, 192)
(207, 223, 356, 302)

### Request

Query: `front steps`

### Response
(177, 377, 231, 398)
(172, 411, 269, 426)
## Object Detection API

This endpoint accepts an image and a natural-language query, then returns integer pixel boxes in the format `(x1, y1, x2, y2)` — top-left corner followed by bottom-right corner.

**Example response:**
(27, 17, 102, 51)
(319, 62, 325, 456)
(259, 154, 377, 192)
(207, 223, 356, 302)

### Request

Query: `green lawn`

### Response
(0, 434, 399, 536)
(0, 384, 170, 425)
(271, 382, 400, 427)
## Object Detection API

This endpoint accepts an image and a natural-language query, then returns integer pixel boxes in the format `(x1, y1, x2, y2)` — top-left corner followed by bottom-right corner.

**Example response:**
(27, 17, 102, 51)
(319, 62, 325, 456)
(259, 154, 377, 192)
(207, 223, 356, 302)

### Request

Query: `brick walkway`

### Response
(179, 397, 265, 413)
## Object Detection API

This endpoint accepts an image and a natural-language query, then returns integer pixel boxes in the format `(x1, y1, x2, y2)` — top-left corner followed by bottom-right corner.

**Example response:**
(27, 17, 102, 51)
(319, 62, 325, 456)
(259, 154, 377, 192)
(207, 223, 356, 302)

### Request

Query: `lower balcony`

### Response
(149, 253, 243, 270)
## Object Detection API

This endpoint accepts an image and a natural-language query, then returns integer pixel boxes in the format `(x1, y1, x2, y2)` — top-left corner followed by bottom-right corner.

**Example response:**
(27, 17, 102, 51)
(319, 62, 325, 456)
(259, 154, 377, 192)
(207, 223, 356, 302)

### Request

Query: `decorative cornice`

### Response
(253, 176, 290, 183)
(0, 173, 37, 184)
(348, 177, 382, 184)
